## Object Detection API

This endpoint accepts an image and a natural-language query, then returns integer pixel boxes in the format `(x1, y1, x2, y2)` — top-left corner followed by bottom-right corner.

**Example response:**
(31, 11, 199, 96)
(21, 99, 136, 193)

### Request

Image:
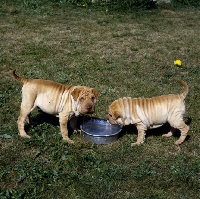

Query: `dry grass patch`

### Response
(0, 5, 200, 199)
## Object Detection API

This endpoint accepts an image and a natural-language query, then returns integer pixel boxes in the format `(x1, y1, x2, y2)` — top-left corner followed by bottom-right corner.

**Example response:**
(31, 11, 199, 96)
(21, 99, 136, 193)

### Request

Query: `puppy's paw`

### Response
(74, 129, 82, 134)
(68, 139, 75, 144)
(131, 142, 141, 147)
(162, 132, 173, 137)
(174, 140, 182, 145)
(63, 137, 75, 144)
(20, 134, 31, 139)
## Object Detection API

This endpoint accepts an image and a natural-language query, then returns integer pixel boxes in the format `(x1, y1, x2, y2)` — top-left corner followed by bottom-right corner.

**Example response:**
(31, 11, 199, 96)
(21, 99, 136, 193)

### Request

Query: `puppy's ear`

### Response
(71, 88, 82, 101)
(112, 111, 121, 120)
(92, 88, 99, 98)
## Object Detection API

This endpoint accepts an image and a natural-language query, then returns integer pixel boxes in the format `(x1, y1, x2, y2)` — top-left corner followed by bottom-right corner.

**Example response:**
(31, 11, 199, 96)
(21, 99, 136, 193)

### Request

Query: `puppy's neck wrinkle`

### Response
(121, 97, 132, 125)
(64, 85, 73, 90)
(118, 98, 125, 118)
(70, 86, 78, 113)
(71, 95, 79, 116)
(57, 90, 70, 113)
(57, 87, 79, 116)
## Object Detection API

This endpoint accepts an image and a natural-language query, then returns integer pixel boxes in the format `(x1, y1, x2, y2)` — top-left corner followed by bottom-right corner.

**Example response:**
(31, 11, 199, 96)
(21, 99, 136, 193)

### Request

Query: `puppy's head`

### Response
(108, 100, 124, 126)
(71, 87, 99, 114)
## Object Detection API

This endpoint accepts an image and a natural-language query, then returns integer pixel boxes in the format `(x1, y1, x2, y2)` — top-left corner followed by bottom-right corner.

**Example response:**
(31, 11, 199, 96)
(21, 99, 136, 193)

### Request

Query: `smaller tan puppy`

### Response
(108, 80, 189, 146)
(12, 69, 99, 143)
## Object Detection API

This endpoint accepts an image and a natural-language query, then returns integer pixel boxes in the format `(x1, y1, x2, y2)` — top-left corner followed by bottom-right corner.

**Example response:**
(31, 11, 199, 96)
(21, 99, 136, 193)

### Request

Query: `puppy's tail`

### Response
(12, 69, 28, 84)
(179, 80, 188, 99)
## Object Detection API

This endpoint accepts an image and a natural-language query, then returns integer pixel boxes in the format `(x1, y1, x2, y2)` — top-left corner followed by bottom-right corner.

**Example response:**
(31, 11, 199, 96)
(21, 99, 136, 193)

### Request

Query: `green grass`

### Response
(0, 2, 200, 199)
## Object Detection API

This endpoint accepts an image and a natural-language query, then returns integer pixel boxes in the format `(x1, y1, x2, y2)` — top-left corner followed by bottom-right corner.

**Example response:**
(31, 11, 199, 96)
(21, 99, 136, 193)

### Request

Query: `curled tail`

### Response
(12, 69, 28, 84)
(178, 80, 188, 99)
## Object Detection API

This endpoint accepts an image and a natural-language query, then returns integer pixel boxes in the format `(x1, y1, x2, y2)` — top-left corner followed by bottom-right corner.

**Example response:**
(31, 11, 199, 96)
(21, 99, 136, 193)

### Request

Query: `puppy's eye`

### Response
(80, 97, 84, 101)
(109, 114, 112, 117)
(91, 96, 95, 100)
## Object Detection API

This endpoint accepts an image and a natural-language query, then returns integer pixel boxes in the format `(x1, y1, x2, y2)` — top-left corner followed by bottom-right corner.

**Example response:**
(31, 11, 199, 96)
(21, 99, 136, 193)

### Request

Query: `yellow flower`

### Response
(174, 60, 182, 66)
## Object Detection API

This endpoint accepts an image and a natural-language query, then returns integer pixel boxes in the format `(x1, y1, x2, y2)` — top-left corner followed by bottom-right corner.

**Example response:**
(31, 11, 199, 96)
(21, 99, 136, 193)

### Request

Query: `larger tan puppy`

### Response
(108, 80, 189, 146)
(12, 69, 99, 143)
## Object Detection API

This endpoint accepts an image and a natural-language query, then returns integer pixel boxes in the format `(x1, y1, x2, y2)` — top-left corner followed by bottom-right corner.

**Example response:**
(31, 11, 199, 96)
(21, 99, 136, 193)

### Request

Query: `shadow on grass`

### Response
(119, 116, 192, 142)
(24, 109, 75, 137)
(25, 110, 192, 142)
(25, 110, 96, 137)
(31, 110, 59, 126)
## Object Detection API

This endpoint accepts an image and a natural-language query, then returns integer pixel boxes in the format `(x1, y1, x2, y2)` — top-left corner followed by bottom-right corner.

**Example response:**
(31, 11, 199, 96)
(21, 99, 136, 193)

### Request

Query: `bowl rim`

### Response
(80, 117, 122, 137)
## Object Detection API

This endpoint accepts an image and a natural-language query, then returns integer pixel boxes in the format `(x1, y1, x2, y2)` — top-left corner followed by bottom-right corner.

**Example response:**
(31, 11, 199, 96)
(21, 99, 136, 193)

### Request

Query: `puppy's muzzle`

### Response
(86, 105, 94, 113)
(82, 104, 95, 114)
(107, 114, 117, 125)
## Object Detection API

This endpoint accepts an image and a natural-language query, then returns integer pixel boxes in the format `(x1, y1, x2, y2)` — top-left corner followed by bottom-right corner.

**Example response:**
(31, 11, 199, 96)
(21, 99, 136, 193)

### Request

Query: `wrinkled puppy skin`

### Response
(108, 80, 189, 146)
(12, 69, 99, 144)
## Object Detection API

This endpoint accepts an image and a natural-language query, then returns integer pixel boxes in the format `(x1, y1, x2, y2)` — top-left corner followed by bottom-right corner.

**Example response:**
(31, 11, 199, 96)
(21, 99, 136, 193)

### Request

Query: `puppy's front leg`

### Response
(59, 113, 74, 144)
(131, 123, 146, 146)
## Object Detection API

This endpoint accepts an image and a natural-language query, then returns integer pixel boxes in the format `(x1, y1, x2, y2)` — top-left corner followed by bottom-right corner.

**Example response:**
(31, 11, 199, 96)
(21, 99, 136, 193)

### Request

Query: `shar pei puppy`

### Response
(108, 80, 189, 146)
(12, 69, 99, 144)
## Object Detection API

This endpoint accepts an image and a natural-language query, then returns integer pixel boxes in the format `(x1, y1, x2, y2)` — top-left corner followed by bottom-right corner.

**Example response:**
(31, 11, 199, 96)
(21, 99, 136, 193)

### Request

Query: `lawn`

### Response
(0, 2, 200, 198)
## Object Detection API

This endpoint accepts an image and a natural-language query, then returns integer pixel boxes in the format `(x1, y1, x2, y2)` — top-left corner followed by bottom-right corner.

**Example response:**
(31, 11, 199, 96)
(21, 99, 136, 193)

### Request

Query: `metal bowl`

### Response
(80, 117, 122, 144)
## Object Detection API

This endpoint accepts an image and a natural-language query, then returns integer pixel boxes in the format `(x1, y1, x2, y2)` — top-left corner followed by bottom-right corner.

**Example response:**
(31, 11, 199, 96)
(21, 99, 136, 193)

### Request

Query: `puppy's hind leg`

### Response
(17, 103, 36, 138)
(131, 123, 146, 146)
(162, 127, 176, 137)
(174, 121, 189, 145)
(162, 131, 173, 137)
